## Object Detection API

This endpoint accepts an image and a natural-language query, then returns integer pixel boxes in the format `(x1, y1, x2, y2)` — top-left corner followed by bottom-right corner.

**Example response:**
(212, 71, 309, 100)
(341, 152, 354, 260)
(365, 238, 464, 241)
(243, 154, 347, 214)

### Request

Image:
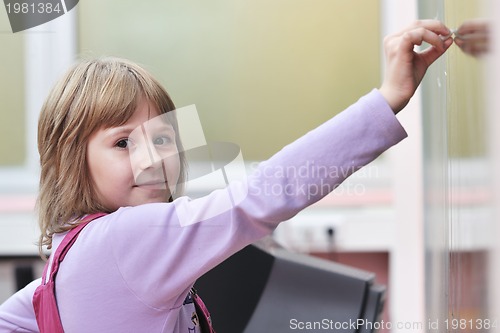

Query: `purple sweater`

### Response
(0, 89, 407, 332)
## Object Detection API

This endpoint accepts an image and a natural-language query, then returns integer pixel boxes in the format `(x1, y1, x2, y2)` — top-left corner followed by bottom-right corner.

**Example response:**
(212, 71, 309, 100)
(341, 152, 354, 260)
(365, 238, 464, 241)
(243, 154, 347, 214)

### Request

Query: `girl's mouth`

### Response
(134, 181, 169, 190)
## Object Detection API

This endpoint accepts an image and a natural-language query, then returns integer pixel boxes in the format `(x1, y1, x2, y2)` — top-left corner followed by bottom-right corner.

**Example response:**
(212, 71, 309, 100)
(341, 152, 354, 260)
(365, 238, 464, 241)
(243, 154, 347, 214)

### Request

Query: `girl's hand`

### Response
(379, 20, 453, 114)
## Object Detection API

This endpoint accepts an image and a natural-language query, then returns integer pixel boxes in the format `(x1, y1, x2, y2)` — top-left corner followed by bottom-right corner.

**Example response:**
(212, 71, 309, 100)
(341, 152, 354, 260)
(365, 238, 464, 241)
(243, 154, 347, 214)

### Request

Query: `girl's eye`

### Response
(115, 139, 130, 149)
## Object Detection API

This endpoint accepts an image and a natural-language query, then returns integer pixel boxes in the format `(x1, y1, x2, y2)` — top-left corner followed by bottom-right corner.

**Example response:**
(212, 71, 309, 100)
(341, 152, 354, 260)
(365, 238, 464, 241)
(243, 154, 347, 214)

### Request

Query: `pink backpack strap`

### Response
(191, 288, 216, 333)
(33, 213, 106, 333)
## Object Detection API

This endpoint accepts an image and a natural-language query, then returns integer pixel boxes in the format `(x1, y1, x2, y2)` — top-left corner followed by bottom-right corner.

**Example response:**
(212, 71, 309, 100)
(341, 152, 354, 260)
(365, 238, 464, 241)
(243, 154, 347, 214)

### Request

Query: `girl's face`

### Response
(87, 98, 181, 211)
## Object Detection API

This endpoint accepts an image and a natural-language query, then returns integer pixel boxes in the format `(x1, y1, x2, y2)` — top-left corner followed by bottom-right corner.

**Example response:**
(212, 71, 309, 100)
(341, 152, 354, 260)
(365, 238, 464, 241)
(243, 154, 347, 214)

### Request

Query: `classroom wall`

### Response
(0, 10, 25, 166)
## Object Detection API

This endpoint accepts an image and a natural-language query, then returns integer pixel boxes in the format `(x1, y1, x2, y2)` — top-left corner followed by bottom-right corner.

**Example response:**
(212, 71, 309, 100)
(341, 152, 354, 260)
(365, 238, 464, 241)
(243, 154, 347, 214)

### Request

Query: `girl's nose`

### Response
(136, 143, 163, 171)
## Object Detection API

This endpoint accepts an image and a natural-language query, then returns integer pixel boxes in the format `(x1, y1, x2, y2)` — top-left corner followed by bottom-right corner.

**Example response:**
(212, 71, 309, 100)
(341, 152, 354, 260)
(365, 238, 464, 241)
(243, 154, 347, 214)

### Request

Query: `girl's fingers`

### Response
(387, 23, 452, 68)
(388, 20, 451, 52)
(418, 37, 453, 66)
(402, 28, 446, 52)
(397, 19, 451, 37)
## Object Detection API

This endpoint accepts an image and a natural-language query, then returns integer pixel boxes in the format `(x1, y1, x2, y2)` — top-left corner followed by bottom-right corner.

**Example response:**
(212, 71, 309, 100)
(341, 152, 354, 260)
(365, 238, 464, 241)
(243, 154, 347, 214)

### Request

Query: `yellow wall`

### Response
(0, 10, 25, 166)
(79, 0, 381, 160)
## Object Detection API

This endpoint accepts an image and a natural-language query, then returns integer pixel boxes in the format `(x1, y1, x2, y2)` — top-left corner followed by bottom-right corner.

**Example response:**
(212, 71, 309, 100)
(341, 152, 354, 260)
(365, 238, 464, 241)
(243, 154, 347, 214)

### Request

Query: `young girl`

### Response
(0, 20, 453, 332)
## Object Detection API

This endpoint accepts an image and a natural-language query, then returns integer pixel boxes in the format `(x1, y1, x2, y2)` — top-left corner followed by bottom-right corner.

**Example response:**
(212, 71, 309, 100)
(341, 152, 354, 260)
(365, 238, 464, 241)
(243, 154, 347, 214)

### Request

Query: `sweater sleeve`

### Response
(0, 279, 41, 332)
(108, 89, 407, 308)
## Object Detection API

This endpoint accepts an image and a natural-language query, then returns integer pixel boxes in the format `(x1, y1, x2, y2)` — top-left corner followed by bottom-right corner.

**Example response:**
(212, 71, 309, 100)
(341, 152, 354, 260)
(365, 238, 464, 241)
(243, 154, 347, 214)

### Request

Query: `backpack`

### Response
(32, 212, 216, 332)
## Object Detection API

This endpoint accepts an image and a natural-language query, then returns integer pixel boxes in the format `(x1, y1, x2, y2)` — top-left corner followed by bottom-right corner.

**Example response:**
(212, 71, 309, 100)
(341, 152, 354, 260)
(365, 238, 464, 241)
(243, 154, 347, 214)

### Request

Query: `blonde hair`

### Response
(37, 57, 187, 255)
